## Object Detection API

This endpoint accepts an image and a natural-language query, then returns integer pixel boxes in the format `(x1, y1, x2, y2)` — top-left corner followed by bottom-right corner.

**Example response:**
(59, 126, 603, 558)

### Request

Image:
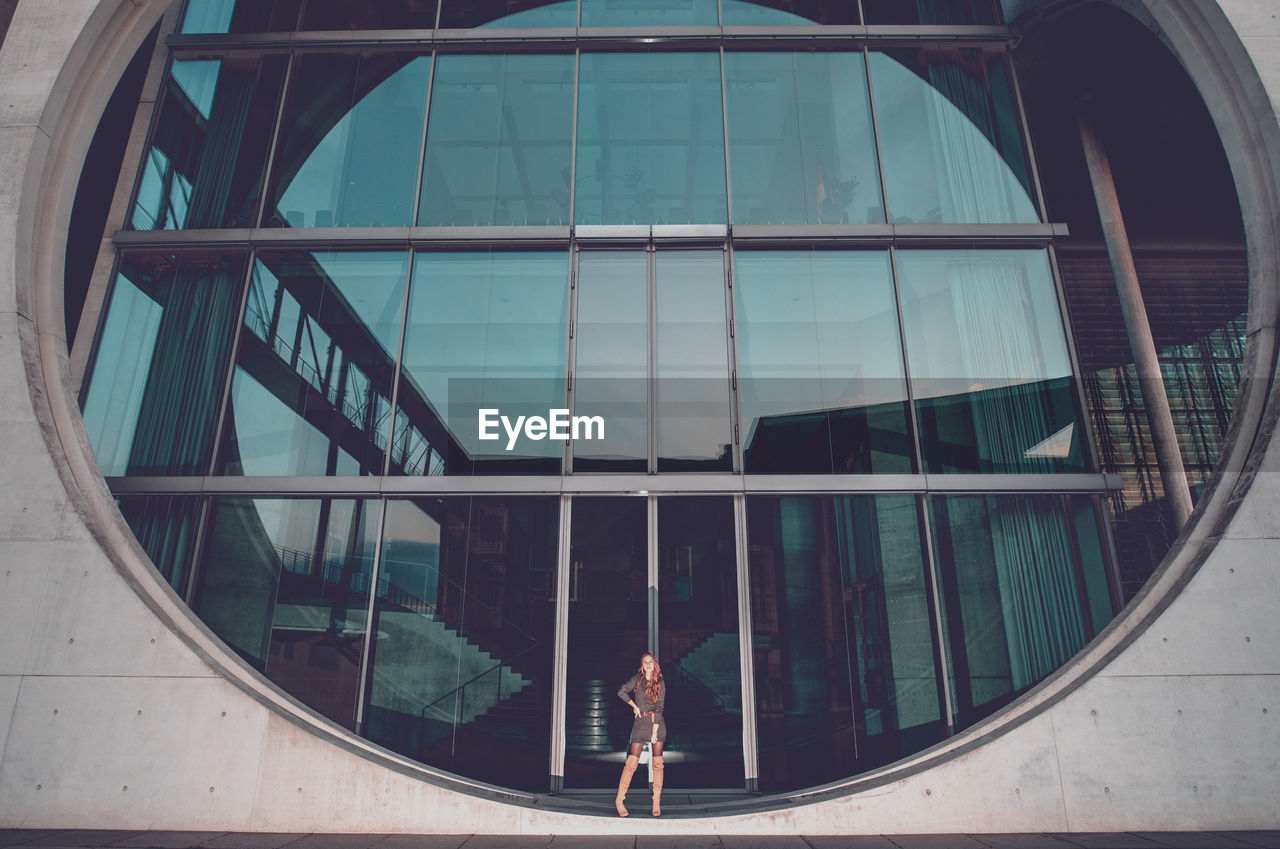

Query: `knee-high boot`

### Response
(651, 756, 664, 816)
(615, 755, 639, 817)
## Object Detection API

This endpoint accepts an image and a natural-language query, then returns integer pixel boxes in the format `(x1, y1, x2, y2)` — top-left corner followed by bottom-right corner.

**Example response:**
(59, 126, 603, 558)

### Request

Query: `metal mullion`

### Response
(203, 252, 261, 477)
(887, 245, 925, 474)
(565, 247, 580, 474)
(409, 51, 438, 227)
(567, 48, 581, 227)
(1004, 41, 1051, 227)
(1059, 494, 1097, 640)
(549, 494, 572, 792)
(248, 46, 297, 230)
(1093, 493, 1126, 613)
(380, 248, 418, 476)
(647, 244, 658, 474)
(725, 242, 744, 474)
(915, 493, 956, 735)
(733, 493, 759, 792)
(861, 46, 894, 228)
(179, 495, 212, 605)
(353, 498, 388, 734)
(648, 494, 659, 652)
(1046, 241, 1103, 476)
(718, 44, 733, 228)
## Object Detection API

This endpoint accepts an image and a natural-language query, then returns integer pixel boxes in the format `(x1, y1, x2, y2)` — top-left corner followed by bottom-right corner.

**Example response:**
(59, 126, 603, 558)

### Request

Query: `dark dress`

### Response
(618, 673, 668, 744)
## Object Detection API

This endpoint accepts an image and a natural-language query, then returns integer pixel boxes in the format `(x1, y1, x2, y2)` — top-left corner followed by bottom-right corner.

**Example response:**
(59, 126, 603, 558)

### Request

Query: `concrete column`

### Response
(1076, 96, 1195, 527)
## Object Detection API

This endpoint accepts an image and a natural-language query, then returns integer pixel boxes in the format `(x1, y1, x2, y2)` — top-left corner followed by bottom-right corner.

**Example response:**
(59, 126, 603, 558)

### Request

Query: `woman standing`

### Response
(614, 651, 666, 817)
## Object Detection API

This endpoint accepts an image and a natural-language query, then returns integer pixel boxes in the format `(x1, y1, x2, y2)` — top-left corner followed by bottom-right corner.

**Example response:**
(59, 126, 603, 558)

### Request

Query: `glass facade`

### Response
(82, 0, 1127, 798)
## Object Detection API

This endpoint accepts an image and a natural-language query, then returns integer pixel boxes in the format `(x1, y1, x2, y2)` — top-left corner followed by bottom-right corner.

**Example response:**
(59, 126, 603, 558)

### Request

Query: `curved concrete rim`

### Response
(11, 0, 1280, 818)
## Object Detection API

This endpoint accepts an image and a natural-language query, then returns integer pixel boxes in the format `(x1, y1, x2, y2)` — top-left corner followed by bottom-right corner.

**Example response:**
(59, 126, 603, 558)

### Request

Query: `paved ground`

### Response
(0, 831, 1277, 849)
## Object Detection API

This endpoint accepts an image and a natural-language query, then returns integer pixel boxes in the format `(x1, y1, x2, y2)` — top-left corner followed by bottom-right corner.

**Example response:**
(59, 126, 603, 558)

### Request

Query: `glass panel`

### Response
(130, 55, 286, 229)
(217, 251, 408, 476)
(721, 0, 858, 25)
(657, 497, 743, 788)
(748, 494, 942, 791)
(725, 52, 883, 225)
(179, 0, 302, 33)
(575, 53, 727, 226)
(82, 252, 246, 476)
(862, 0, 997, 24)
(440, 0, 577, 27)
(117, 496, 202, 594)
(300, 0, 439, 29)
(656, 251, 732, 472)
(398, 251, 569, 475)
(419, 54, 574, 227)
(266, 53, 429, 229)
(896, 249, 1085, 473)
(733, 250, 912, 474)
(929, 494, 1092, 726)
(868, 49, 1037, 224)
(580, 0, 717, 26)
(564, 497, 648, 787)
(364, 497, 558, 791)
(1072, 498, 1115, 635)
(573, 251, 649, 472)
(195, 498, 378, 730)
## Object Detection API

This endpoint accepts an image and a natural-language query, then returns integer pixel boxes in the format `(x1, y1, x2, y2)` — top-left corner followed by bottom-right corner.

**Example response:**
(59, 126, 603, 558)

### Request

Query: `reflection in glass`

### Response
(721, 0, 858, 25)
(748, 494, 942, 791)
(564, 497, 648, 787)
(440, 0, 576, 27)
(267, 54, 429, 229)
(300, 0, 439, 29)
(82, 253, 246, 476)
(580, 0, 717, 26)
(131, 55, 286, 229)
(656, 251, 732, 471)
(869, 50, 1036, 224)
(657, 497, 743, 788)
(897, 249, 1084, 473)
(365, 497, 558, 791)
(573, 252, 649, 472)
(179, 0, 301, 33)
(575, 53, 727, 225)
(862, 0, 996, 24)
(217, 252, 409, 476)
(419, 54, 573, 227)
(734, 251, 911, 474)
(398, 252, 569, 474)
(725, 52, 883, 225)
(195, 498, 379, 729)
(117, 496, 201, 593)
(929, 494, 1111, 725)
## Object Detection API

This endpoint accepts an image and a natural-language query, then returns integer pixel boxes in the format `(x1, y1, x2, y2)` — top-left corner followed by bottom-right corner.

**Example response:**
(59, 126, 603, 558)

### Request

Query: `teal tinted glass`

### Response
(733, 250, 910, 473)
(117, 496, 201, 594)
(82, 253, 246, 475)
(748, 494, 942, 791)
(366, 497, 558, 791)
(195, 498, 379, 729)
(300, 0, 439, 28)
(440, 0, 577, 27)
(929, 494, 1095, 725)
(868, 49, 1037, 224)
(217, 251, 409, 476)
(721, 0, 858, 26)
(398, 252, 569, 474)
(131, 55, 286, 229)
(575, 53, 727, 225)
(179, 0, 301, 32)
(573, 251, 649, 472)
(896, 249, 1084, 473)
(862, 0, 996, 24)
(580, 0, 717, 26)
(725, 52, 883, 225)
(267, 53, 429, 228)
(419, 54, 574, 227)
(655, 251, 732, 471)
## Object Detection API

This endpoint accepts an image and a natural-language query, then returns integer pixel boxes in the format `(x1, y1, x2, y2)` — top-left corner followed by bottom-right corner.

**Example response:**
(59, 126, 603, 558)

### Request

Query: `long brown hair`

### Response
(638, 652, 662, 703)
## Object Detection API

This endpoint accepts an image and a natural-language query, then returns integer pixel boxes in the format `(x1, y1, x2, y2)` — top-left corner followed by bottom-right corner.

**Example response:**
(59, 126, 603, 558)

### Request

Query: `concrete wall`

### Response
(0, 0, 1277, 833)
